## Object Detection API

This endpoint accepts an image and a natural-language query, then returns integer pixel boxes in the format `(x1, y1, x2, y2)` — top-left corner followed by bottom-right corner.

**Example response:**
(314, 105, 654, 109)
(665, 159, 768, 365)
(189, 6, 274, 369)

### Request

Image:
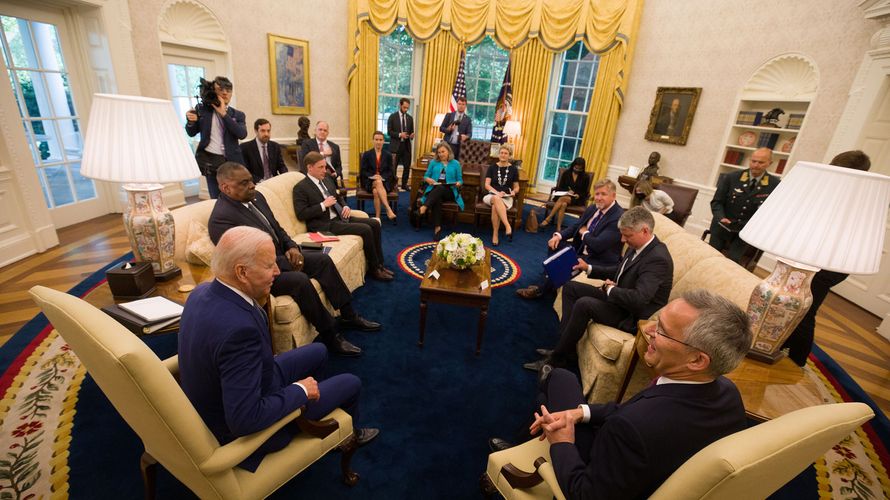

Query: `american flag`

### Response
(490, 59, 513, 144)
(449, 50, 467, 112)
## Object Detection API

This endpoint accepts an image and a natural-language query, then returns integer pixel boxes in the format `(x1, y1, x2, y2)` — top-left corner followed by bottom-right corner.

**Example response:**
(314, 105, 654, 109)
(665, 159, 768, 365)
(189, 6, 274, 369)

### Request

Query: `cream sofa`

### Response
(555, 212, 761, 403)
(171, 172, 368, 351)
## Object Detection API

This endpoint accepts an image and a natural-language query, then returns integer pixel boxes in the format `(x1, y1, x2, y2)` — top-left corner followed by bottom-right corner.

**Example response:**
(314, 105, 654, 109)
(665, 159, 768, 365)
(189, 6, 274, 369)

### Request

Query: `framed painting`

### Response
(268, 34, 310, 115)
(645, 87, 701, 145)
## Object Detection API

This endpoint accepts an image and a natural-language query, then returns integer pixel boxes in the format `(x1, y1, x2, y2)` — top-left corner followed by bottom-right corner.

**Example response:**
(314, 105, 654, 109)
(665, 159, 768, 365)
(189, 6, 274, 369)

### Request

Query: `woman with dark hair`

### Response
(541, 157, 591, 231)
(295, 116, 311, 148)
(359, 131, 397, 223)
(418, 141, 463, 240)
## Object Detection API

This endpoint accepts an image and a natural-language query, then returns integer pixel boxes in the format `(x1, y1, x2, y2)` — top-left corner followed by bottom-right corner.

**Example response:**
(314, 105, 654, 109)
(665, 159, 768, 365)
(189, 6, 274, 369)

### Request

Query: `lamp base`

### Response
(746, 258, 817, 364)
(122, 183, 179, 278)
(154, 265, 182, 281)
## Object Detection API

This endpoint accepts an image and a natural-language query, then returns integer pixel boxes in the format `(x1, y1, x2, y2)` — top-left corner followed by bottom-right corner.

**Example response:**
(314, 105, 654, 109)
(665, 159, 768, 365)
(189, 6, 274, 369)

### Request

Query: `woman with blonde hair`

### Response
(632, 179, 674, 215)
(482, 144, 520, 245)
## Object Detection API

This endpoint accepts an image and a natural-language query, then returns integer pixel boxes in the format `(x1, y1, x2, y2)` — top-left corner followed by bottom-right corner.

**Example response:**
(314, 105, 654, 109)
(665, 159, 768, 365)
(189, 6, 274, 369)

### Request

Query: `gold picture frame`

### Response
(645, 87, 701, 145)
(268, 34, 310, 115)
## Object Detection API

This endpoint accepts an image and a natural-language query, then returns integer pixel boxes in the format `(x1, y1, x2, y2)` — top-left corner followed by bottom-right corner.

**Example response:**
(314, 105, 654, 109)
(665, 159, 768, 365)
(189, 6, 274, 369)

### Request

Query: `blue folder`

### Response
(543, 246, 581, 288)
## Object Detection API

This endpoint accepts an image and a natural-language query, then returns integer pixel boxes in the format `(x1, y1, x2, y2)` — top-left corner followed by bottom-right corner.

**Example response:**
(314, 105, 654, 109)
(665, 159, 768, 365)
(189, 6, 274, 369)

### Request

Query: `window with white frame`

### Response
(538, 42, 600, 185)
(464, 37, 510, 140)
(377, 26, 415, 138)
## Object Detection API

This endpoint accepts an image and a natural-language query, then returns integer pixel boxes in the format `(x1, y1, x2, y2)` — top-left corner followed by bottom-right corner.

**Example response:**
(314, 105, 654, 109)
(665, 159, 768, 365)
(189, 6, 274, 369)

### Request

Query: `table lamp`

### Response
(80, 94, 201, 280)
(503, 120, 521, 141)
(739, 161, 890, 363)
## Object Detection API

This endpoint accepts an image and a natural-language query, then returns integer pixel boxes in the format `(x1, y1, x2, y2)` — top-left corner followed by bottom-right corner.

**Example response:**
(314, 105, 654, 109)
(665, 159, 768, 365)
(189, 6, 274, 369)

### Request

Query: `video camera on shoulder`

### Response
(196, 77, 220, 109)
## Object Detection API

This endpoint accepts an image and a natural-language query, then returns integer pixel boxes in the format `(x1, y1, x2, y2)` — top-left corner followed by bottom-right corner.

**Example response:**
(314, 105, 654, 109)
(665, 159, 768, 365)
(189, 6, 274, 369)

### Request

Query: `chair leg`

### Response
(140, 451, 158, 500)
(339, 434, 360, 486)
(480, 472, 497, 498)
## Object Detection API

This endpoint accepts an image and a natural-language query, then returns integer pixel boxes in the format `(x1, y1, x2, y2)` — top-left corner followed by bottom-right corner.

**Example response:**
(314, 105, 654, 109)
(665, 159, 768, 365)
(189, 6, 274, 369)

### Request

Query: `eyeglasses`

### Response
(651, 319, 700, 351)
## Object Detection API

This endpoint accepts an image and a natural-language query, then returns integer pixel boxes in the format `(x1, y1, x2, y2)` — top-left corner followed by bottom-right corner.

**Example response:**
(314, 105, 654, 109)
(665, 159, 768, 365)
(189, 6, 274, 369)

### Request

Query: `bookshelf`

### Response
(714, 54, 819, 183)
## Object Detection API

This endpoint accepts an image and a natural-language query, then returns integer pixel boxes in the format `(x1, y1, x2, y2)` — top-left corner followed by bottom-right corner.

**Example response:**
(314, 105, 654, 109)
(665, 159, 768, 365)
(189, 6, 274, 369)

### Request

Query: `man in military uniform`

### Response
(708, 147, 779, 263)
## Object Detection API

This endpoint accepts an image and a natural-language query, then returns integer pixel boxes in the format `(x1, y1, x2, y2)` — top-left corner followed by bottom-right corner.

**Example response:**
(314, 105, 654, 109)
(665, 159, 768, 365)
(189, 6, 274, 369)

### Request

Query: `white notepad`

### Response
(119, 296, 184, 322)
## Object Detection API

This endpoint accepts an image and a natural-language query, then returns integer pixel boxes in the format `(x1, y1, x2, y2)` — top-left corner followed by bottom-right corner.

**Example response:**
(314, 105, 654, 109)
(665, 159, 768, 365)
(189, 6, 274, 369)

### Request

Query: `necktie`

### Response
(247, 202, 279, 246)
(587, 210, 604, 232)
(748, 178, 757, 190)
(319, 179, 344, 219)
(401, 113, 406, 134)
(451, 114, 461, 142)
(615, 249, 636, 283)
(254, 300, 269, 325)
(261, 143, 270, 179)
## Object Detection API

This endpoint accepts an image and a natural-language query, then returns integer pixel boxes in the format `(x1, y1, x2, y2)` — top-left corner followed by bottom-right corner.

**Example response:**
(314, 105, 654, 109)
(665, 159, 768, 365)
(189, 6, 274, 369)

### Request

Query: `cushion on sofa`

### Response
(671, 256, 760, 310)
(659, 231, 724, 284)
(185, 220, 214, 267)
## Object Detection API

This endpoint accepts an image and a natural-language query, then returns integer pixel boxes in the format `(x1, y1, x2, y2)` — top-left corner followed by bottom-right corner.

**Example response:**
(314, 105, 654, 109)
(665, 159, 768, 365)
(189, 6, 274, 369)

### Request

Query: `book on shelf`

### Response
(757, 132, 779, 150)
(776, 159, 788, 175)
(736, 111, 763, 126)
(785, 113, 805, 130)
(119, 296, 183, 322)
(723, 150, 745, 166)
(101, 304, 180, 335)
(543, 246, 581, 289)
(308, 232, 339, 242)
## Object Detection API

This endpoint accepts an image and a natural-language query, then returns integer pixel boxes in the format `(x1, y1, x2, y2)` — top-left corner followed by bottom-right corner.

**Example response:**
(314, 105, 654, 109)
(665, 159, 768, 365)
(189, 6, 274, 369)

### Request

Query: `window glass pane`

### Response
(576, 61, 592, 87)
(32, 22, 64, 71)
(7, 70, 24, 116)
(56, 118, 82, 160)
(168, 64, 188, 96)
(561, 139, 577, 161)
(43, 164, 74, 206)
(43, 71, 72, 117)
(561, 62, 576, 87)
(377, 95, 402, 138)
(565, 114, 582, 137)
(543, 159, 559, 183)
(36, 167, 51, 207)
(17, 70, 51, 119)
(465, 37, 509, 138)
(551, 113, 566, 135)
(1, 16, 37, 69)
(378, 26, 414, 96)
(21, 120, 38, 164)
(69, 162, 96, 202)
(35, 120, 64, 163)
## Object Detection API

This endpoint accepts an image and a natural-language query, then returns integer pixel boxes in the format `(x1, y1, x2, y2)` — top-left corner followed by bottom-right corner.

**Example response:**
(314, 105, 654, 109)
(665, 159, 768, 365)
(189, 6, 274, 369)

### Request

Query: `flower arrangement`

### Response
(436, 232, 486, 270)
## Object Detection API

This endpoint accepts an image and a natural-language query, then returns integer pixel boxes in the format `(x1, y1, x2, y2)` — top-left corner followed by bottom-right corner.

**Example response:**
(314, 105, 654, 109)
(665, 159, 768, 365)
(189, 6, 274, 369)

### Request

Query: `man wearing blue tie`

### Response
(524, 207, 673, 374)
(439, 96, 472, 162)
(517, 179, 624, 299)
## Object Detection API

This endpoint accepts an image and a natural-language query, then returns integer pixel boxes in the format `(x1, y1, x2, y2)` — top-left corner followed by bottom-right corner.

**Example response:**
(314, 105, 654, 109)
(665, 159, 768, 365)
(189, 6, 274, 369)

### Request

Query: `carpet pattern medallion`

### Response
(396, 242, 521, 288)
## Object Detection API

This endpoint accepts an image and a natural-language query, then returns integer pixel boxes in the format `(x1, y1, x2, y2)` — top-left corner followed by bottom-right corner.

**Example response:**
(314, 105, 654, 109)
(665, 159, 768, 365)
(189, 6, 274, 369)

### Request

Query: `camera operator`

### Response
(185, 76, 247, 199)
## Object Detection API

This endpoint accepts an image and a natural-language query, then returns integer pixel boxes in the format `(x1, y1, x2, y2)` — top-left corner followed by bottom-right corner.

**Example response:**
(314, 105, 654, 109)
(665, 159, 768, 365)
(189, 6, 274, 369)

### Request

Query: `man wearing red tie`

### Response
(517, 179, 624, 299)
(301, 121, 344, 183)
(240, 119, 288, 183)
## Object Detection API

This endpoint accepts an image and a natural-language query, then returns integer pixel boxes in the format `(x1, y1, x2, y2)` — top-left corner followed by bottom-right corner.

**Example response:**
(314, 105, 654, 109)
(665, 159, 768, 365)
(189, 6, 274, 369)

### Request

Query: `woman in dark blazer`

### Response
(541, 157, 591, 231)
(359, 131, 397, 222)
(418, 141, 463, 240)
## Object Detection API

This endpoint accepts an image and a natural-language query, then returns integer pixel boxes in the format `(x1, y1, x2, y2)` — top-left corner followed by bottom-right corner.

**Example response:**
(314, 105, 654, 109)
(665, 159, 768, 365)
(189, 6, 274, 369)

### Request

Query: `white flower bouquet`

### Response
(436, 232, 486, 270)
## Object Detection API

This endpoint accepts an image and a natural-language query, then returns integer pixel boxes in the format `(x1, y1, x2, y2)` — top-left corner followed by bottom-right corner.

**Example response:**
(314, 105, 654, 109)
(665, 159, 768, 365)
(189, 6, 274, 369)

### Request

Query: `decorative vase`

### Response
(122, 184, 181, 280)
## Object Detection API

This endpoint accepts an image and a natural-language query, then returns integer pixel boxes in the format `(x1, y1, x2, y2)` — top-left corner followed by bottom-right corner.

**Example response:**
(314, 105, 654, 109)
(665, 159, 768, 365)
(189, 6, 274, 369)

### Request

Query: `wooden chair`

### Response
(355, 169, 399, 215)
(658, 183, 699, 227)
(544, 168, 588, 221)
(29, 285, 359, 499)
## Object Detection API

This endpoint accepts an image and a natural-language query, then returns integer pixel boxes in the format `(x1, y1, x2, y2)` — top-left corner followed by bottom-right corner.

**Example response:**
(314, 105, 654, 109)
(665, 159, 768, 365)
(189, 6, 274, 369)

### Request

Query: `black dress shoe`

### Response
(328, 334, 362, 357)
(355, 427, 380, 446)
(488, 437, 513, 452)
(370, 268, 394, 281)
(507, 232, 513, 243)
(535, 348, 553, 357)
(379, 265, 395, 276)
(340, 315, 382, 332)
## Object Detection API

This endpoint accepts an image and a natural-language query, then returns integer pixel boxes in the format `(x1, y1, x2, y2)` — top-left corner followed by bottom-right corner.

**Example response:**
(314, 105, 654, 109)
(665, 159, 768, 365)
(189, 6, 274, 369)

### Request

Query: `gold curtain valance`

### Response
(353, 0, 627, 53)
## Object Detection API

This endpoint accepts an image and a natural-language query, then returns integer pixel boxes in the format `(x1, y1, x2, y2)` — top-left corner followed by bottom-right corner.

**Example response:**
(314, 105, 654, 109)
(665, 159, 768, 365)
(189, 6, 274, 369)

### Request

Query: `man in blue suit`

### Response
(517, 179, 624, 299)
(438, 96, 472, 162)
(178, 226, 379, 472)
(185, 76, 247, 198)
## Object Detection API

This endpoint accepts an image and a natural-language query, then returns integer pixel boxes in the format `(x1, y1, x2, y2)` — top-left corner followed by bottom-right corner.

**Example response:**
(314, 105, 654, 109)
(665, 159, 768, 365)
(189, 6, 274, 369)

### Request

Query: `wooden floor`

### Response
(1, 213, 888, 418)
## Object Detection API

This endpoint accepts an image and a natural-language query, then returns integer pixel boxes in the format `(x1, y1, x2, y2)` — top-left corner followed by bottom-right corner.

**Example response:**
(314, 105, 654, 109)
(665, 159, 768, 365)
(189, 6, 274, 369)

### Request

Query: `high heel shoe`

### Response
(492, 237, 500, 247)
(388, 213, 397, 226)
(507, 232, 513, 243)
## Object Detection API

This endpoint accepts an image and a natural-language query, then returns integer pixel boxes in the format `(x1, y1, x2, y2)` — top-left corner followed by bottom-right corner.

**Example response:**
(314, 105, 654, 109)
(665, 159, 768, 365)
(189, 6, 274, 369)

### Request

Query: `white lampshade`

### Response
(433, 113, 446, 127)
(503, 120, 521, 138)
(740, 161, 890, 274)
(81, 94, 200, 183)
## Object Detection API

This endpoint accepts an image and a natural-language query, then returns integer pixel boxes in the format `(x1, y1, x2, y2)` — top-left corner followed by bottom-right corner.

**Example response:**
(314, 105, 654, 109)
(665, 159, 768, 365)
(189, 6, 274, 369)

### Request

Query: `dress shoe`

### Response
(433, 229, 443, 241)
(516, 285, 543, 299)
(488, 437, 513, 452)
(507, 232, 513, 243)
(379, 266, 395, 276)
(355, 427, 380, 446)
(535, 348, 553, 357)
(339, 315, 382, 332)
(523, 358, 548, 372)
(388, 213, 398, 226)
(328, 334, 362, 357)
(370, 268, 393, 281)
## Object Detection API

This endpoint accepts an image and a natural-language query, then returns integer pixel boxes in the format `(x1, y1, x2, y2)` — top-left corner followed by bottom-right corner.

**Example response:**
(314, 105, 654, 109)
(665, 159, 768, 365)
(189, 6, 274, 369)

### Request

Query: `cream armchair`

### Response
(30, 286, 359, 499)
(482, 402, 873, 500)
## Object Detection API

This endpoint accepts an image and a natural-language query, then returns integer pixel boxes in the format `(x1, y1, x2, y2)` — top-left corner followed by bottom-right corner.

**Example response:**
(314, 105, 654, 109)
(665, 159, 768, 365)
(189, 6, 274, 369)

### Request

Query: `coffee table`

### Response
(418, 249, 492, 355)
(618, 321, 828, 422)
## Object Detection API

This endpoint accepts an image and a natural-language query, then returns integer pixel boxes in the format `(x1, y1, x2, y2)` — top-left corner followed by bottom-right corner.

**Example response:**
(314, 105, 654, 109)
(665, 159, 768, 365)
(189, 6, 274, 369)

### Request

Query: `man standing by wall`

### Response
(439, 96, 472, 162)
(387, 98, 415, 191)
(708, 147, 780, 263)
(241, 118, 288, 183)
(185, 76, 247, 199)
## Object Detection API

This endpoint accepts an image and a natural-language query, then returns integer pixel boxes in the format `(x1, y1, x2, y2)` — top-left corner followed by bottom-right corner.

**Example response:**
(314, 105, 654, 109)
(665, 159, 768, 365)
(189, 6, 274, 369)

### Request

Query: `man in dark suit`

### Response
(179, 226, 378, 472)
(241, 118, 288, 183)
(387, 98, 415, 191)
(709, 147, 780, 263)
(438, 96, 472, 162)
(301, 121, 343, 183)
(294, 152, 393, 282)
(185, 76, 247, 199)
(492, 290, 750, 499)
(209, 162, 382, 357)
(517, 179, 624, 299)
(525, 207, 673, 372)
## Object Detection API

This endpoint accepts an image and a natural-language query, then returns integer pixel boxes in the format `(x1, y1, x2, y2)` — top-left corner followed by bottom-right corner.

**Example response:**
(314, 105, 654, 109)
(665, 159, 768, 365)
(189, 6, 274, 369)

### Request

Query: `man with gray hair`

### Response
(524, 207, 673, 374)
(517, 178, 625, 300)
(178, 226, 378, 473)
(492, 290, 750, 499)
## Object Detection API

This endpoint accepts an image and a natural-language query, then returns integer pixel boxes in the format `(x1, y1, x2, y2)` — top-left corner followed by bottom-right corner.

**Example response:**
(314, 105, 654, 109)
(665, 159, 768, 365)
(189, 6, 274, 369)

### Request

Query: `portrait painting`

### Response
(645, 87, 701, 145)
(268, 34, 310, 115)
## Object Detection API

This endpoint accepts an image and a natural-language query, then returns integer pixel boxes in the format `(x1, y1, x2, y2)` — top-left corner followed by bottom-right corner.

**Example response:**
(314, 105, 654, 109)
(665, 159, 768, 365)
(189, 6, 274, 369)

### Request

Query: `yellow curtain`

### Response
(347, 22, 379, 187)
(510, 39, 554, 190)
(577, 0, 643, 182)
(416, 31, 461, 158)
